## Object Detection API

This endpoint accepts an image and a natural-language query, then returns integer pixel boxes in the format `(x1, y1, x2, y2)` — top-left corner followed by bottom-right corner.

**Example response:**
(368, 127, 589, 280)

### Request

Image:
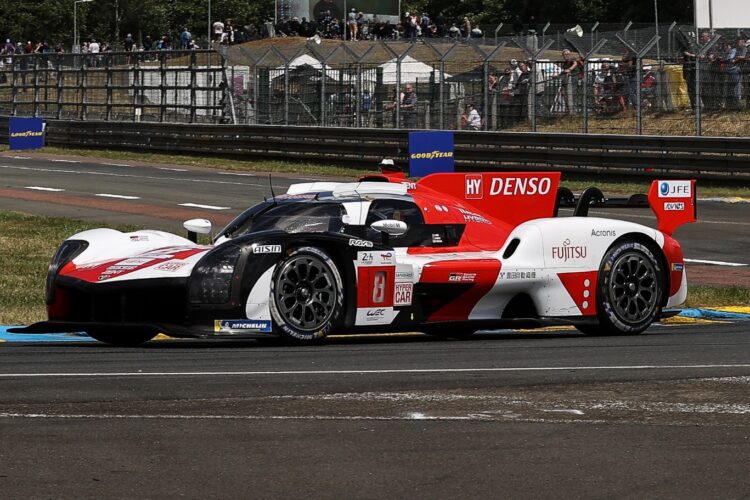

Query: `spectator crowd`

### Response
(273, 11, 488, 41)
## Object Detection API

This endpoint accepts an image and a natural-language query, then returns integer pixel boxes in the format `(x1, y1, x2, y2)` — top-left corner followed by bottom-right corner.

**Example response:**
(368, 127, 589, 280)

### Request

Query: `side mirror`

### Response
(370, 219, 408, 236)
(183, 218, 212, 243)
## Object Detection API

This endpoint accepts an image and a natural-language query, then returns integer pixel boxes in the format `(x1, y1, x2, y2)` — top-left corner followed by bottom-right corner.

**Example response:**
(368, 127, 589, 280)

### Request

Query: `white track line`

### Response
(1, 364, 749, 378)
(0, 164, 281, 189)
(685, 258, 748, 267)
(50, 159, 80, 163)
(179, 202, 230, 210)
(25, 186, 65, 192)
(102, 162, 130, 167)
(158, 167, 188, 172)
(95, 193, 141, 200)
(10, 155, 30, 159)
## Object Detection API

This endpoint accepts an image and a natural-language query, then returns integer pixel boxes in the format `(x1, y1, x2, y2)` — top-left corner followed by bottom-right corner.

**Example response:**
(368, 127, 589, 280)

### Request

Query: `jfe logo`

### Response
(465, 175, 483, 199)
(658, 180, 692, 199)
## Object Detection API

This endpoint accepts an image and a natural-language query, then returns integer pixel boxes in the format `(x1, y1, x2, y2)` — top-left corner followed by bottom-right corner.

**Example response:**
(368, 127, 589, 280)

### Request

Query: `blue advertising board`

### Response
(408, 131, 454, 178)
(9, 117, 45, 150)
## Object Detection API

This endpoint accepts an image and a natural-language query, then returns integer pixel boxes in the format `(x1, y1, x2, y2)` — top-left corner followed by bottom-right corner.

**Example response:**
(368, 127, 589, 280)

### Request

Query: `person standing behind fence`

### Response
(514, 62, 530, 123)
(554, 49, 583, 113)
(461, 103, 481, 130)
(213, 20, 225, 42)
(400, 84, 418, 128)
(698, 31, 721, 111)
(619, 51, 638, 109)
(723, 41, 741, 109)
(678, 31, 698, 109)
(461, 17, 472, 40)
(180, 28, 192, 50)
(361, 89, 372, 126)
(498, 68, 515, 128)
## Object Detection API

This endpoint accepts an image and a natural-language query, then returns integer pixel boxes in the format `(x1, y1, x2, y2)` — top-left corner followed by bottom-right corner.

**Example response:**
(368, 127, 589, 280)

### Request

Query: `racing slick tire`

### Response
(86, 328, 158, 346)
(269, 247, 344, 344)
(577, 240, 664, 336)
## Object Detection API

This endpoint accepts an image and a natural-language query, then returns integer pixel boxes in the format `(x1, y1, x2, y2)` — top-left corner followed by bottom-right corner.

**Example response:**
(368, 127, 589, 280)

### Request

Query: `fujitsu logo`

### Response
(551, 239, 587, 262)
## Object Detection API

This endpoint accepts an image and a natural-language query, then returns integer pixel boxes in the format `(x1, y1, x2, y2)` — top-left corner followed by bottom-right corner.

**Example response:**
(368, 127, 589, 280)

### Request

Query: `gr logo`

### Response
(465, 174, 483, 199)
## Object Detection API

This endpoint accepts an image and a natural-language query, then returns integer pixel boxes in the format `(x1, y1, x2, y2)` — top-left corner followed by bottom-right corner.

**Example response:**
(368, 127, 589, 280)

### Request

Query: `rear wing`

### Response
(556, 180, 697, 236)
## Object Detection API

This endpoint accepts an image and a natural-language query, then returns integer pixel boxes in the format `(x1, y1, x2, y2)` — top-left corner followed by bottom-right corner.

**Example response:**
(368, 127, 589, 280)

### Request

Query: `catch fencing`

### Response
(0, 24, 749, 137)
(0, 50, 228, 123)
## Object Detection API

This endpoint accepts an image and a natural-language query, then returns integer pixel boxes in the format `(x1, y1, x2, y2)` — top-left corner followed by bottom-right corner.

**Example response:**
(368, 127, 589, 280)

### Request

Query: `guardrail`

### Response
(1, 117, 748, 181)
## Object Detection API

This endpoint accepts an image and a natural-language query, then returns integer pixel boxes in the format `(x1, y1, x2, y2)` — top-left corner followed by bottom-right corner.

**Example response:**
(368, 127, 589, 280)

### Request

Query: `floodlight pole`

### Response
(591, 21, 599, 50)
(74, 0, 93, 53)
(494, 23, 503, 45)
(654, 0, 661, 61)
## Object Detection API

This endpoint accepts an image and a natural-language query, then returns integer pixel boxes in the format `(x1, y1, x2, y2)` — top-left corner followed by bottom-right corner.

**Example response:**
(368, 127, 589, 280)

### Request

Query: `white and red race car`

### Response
(12, 169, 696, 345)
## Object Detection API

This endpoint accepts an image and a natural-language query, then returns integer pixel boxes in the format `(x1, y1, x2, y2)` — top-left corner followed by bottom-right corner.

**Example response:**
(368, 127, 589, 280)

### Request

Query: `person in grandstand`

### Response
(313, 0, 342, 22)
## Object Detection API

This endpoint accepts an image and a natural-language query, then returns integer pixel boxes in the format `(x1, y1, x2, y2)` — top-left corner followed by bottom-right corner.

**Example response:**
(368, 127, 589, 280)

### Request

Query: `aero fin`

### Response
(418, 172, 561, 226)
(648, 180, 697, 236)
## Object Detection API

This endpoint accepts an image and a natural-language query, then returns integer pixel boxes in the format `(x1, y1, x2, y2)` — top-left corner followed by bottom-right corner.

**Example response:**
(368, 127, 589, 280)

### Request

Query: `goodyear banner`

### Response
(408, 131, 454, 178)
(9, 117, 45, 150)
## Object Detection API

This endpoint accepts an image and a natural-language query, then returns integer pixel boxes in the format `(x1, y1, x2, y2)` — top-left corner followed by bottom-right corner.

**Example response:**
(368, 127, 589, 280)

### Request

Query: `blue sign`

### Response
(214, 319, 273, 333)
(9, 117, 45, 150)
(408, 131, 454, 178)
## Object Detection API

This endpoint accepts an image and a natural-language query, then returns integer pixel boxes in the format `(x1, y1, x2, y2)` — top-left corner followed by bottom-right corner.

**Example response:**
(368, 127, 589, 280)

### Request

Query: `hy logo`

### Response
(465, 174, 483, 199)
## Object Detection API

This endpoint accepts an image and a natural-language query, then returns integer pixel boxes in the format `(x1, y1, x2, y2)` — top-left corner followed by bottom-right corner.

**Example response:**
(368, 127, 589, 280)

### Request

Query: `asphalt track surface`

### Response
(2, 322, 750, 498)
(0, 153, 748, 268)
(1, 154, 749, 497)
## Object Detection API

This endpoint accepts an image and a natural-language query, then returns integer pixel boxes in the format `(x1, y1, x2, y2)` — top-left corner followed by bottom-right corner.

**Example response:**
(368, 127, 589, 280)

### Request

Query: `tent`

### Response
(375, 55, 452, 84)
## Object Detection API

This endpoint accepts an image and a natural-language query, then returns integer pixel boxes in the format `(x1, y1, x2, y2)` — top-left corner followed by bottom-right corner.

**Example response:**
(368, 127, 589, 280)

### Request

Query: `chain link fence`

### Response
(1, 26, 748, 136)
(0, 50, 228, 123)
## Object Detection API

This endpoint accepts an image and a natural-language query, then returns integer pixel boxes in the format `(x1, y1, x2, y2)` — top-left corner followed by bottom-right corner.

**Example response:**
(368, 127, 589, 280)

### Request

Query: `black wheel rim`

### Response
(274, 255, 336, 332)
(607, 251, 659, 323)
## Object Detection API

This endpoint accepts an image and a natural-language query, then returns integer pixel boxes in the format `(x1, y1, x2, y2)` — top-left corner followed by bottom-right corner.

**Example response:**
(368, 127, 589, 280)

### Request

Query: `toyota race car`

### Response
(11, 169, 697, 346)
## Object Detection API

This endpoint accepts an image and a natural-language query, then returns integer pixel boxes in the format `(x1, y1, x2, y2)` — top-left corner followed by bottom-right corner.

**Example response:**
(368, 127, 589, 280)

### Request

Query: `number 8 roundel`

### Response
(357, 267, 395, 307)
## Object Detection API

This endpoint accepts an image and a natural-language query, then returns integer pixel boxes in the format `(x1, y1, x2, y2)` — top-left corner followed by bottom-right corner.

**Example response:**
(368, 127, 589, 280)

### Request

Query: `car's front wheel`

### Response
(578, 240, 664, 336)
(86, 328, 158, 346)
(269, 247, 344, 344)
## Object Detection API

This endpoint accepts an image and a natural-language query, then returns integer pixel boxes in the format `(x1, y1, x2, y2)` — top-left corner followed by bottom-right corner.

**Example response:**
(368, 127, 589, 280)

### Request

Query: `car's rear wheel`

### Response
(578, 240, 664, 336)
(269, 247, 343, 344)
(86, 328, 157, 346)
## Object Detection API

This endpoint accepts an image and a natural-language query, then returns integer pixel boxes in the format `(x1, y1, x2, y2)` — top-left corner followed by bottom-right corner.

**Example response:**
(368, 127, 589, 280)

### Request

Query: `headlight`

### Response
(46, 240, 88, 304)
(189, 244, 241, 304)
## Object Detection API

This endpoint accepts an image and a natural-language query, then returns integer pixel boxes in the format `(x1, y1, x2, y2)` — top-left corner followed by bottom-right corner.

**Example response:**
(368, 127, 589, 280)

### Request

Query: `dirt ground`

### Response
(688, 264, 750, 287)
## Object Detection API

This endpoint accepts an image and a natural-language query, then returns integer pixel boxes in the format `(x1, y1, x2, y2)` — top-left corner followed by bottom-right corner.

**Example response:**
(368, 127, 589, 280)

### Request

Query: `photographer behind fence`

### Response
(461, 103, 482, 130)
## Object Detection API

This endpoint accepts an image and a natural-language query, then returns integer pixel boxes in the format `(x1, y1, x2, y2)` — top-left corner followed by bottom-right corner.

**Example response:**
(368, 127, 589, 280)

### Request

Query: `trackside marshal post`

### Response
(408, 131, 454, 177)
(9, 117, 45, 150)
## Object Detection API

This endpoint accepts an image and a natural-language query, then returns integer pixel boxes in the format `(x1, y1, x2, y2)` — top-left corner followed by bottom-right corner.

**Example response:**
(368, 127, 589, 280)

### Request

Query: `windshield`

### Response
(224, 202, 345, 238)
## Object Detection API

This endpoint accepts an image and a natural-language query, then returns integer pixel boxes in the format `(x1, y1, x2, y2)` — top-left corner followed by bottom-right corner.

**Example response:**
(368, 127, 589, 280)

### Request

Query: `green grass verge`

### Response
(1, 209, 747, 325)
(683, 285, 750, 309)
(2, 145, 750, 198)
(0, 211, 137, 325)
